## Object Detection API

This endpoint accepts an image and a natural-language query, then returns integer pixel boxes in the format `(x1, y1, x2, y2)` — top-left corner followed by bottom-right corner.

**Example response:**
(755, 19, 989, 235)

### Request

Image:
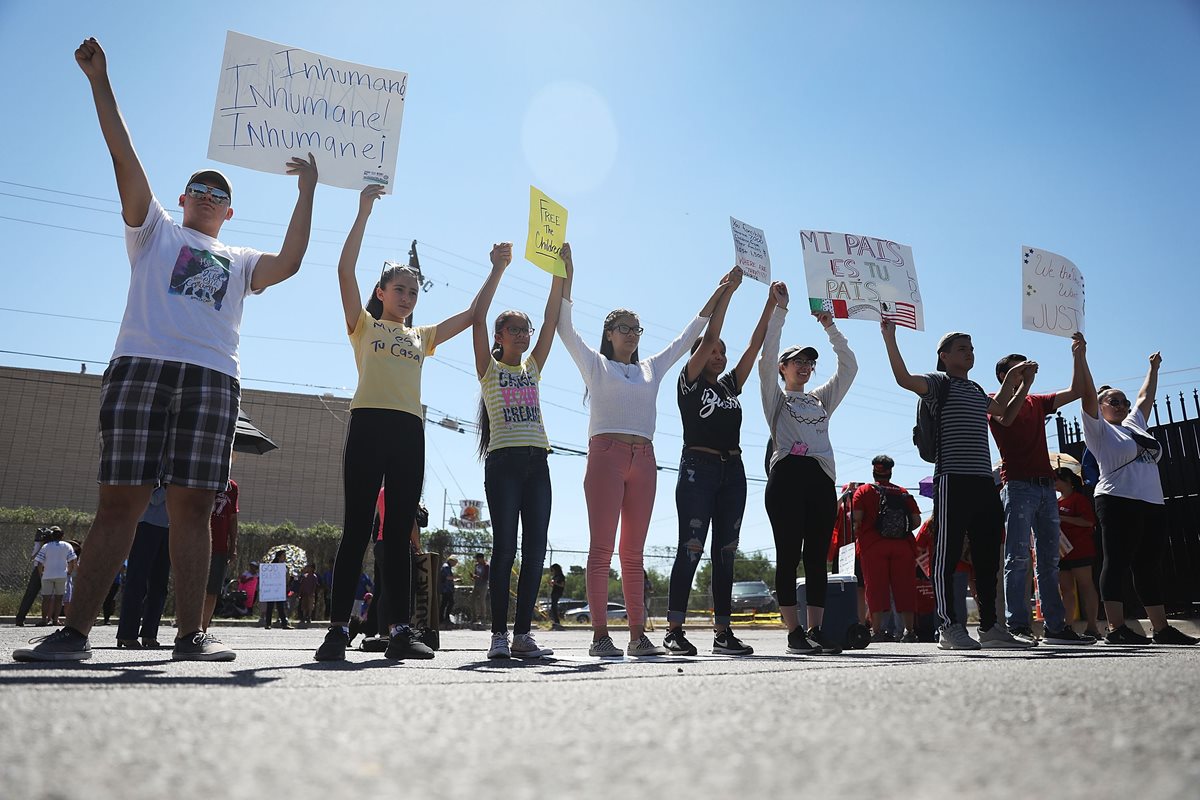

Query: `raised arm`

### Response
(251, 153, 319, 291)
(75, 38, 151, 227)
(529, 243, 569, 370)
(684, 267, 741, 383)
(435, 250, 504, 347)
(811, 312, 858, 414)
(1136, 351, 1161, 421)
(988, 361, 1033, 418)
(336, 185, 382, 334)
(1073, 333, 1099, 419)
(471, 242, 512, 378)
(757, 282, 789, 417)
(880, 319, 928, 395)
(732, 282, 780, 390)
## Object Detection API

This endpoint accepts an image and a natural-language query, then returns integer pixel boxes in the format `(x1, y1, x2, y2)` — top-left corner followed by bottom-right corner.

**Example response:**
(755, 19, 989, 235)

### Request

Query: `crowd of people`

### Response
(11, 36, 1198, 665)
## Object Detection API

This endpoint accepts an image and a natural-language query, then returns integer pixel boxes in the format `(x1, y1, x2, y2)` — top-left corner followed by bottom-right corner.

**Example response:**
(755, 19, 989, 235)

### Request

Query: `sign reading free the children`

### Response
(800, 230, 925, 331)
(1021, 246, 1085, 338)
(207, 31, 407, 191)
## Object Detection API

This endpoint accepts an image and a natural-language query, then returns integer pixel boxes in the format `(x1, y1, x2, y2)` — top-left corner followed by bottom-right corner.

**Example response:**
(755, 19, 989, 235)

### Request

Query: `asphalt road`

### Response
(1, 623, 1198, 800)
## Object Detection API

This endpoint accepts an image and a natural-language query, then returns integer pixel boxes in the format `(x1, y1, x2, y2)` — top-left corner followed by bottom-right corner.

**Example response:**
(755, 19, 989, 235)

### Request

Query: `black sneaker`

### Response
(1152, 625, 1200, 646)
(786, 627, 820, 655)
(1008, 626, 1040, 646)
(663, 628, 697, 656)
(173, 631, 236, 662)
(314, 626, 350, 661)
(713, 630, 754, 656)
(1043, 627, 1096, 646)
(808, 626, 843, 655)
(13, 627, 91, 662)
(1105, 625, 1152, 646)
(360, 635, 388, 652)
(385, 627, 435, 660)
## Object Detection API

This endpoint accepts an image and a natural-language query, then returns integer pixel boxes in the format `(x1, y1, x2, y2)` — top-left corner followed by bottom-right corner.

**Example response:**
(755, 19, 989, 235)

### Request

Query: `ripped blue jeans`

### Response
(668, 450, 747, 627)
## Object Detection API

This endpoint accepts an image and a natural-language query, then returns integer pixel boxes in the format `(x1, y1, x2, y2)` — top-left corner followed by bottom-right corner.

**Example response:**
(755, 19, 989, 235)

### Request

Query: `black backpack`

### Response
(913, 375, 953, 463)
(874, 484, 911, 539)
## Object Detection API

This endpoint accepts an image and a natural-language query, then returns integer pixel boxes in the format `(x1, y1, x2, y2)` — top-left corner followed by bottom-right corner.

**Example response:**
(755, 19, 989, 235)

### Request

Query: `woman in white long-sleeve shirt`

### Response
(759, 282, 858, 655)
(556, 251, 730, 658)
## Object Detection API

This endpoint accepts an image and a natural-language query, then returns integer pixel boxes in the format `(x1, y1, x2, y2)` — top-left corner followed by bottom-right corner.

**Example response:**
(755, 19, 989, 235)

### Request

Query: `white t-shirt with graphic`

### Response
(1081, 408, 1164, 504)
(112, 197, 264, 379)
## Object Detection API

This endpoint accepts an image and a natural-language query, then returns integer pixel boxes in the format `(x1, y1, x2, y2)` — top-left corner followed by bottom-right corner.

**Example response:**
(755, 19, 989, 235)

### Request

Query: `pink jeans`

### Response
(583, 437, 657, 628)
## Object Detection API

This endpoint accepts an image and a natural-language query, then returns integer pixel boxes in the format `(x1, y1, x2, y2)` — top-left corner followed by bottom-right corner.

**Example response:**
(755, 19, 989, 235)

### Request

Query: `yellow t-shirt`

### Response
(481, 356, 550, 452)
(348, 308, 437, 417)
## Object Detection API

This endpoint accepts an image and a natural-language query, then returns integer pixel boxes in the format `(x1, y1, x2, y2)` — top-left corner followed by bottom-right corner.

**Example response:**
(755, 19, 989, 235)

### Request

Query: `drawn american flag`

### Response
(881, 301, 918, 330)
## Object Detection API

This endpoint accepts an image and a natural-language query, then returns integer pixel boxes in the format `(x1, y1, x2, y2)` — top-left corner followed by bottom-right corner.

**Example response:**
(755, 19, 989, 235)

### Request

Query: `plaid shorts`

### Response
(98, 357, 240, 490)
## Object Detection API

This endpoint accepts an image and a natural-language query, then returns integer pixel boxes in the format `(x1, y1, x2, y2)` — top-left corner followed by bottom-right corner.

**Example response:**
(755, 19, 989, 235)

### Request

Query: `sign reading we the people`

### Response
(524, 186, 568, 277)
(207, 31, 407, 191)
(1022, 246, 1085, 338)
(800, 230, 924, 331)
(729, 217, 771, 284)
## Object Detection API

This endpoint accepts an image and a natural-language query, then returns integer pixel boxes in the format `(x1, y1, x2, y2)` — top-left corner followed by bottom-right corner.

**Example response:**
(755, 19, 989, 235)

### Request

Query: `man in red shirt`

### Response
(988, 351, 1093, 646)
(203, 478, 239, 630)
(851, 455, 922, 642)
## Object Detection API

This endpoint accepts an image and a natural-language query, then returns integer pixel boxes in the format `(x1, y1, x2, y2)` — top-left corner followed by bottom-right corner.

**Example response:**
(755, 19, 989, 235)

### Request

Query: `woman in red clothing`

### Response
(1054, 467, 1101, 638)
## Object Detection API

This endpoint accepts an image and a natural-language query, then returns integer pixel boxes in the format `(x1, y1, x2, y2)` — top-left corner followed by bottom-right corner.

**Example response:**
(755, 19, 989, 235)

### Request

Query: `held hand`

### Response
(75, 37, 107, 80)
(814, 311, 833, 328)
(721, 266, 744, 290)
(770, 281, 789, 308)
(880, 318, 896, 338)
(1021, 360, 1039, 383)
(286, 152, 319, 193)
(1149, 351, 1162, 369)
(357, 183, 385, 216)
(1071, 331, 1087, 356)
(560, 242, 573, 276)
(490, 242, 513, 270)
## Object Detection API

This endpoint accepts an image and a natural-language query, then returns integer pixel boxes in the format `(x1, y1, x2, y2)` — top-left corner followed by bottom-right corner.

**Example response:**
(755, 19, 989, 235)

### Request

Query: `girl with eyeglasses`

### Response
(556, 250, 732, 657)
(759, 281, 858, 655)
(1072, 333, 1197, 645)
(315, 184, 488, 662)
(469, 240, 567, 659)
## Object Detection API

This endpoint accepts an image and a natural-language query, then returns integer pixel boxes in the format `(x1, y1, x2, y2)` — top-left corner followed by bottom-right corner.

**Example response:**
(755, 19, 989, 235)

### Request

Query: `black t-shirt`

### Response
(678, 367, 743, 451)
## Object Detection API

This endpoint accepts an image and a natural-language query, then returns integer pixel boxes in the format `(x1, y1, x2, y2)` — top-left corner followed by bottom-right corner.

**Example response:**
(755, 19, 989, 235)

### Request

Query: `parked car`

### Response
(564, 602, 628, 624)
(537, 597, 586, 616)
(730, 580, 778, 613)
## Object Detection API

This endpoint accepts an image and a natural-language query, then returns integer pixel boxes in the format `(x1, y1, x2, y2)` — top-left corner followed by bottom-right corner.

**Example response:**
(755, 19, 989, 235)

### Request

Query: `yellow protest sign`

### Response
(524, 186, 568, 277)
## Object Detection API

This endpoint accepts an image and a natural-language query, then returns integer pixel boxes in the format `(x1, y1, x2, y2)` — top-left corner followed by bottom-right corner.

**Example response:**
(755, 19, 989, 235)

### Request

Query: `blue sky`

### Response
(2, 2, 1198, 572)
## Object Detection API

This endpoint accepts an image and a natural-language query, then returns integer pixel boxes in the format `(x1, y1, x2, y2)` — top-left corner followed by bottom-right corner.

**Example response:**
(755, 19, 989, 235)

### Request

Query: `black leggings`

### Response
(331, 409, 424, 627)
(765, 455, 836, 608)
(1095, 495, 1166, 607)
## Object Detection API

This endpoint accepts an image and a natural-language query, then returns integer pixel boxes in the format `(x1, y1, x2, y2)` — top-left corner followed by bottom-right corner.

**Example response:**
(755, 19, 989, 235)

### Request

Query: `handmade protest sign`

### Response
(524, 186, 568, 277)
(207, 31, 407, 191)
(258, 562, 287, 602)
(838, 543, 856, 576)
(801, 231, 924, 330)
(1022, 246, 1084, 338)
(729, 217, 771, 284)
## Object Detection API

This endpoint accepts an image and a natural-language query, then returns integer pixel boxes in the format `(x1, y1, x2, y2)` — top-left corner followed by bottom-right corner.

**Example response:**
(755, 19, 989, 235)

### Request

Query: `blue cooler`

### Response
(795, 574, 870, 649)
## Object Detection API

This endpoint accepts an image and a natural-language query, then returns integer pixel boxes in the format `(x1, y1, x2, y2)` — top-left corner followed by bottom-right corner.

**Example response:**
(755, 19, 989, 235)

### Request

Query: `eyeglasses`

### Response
(611, 323, 644, 336)
(505, 325, 534, 336)
(1103, 396, 1131, 408)
(185, 182, 231, 205)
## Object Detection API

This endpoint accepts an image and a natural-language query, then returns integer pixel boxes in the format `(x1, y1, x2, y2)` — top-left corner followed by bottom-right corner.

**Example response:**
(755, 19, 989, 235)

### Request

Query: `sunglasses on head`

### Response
(610, 323, 643, 336)
(185, 182, 231, 205)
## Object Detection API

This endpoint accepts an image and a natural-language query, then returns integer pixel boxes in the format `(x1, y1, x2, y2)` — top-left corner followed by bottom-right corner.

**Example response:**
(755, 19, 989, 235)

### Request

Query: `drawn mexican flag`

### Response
(809, 298, 849, 318)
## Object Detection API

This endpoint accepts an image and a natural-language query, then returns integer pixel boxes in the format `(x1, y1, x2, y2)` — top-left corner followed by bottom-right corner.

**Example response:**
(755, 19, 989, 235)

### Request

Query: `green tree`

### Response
(695, 550, 777, 594)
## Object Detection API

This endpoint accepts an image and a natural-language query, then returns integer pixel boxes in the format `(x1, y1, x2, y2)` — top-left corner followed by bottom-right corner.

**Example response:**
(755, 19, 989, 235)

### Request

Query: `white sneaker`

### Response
(588, 636, 624, 658)
(627, 634, 668, 657)
(511, 632, 552, 658)
(937, 623, 981, 650)
(979, 624, 1035, 649)
(487, 631, 511, 659)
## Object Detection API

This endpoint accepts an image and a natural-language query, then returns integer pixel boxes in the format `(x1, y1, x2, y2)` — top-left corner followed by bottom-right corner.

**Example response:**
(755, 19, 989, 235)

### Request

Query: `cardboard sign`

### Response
(207, 31, 407, 191)
(1022, 246, 1085, 338)
(524, 186, 568, 277)
(729, 217, 771, 284)
(800, 230, 924, 330)
(258, 562, 288, 602)
(838, 543, 857, 576)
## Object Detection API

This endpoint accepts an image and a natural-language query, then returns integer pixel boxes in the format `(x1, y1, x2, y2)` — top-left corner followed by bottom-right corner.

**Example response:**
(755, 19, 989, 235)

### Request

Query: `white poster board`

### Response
(207, 31, 407, 191)
(729, 217, 771, 284)
(258, 563, 287, 602)
(1021, 246, 1084, 338)
(800, 230, 924, 330)
(837, 543, 856, 576)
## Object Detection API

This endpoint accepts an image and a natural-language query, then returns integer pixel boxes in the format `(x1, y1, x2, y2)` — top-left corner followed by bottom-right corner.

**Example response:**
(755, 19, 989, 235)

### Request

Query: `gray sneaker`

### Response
(588, 636, 624, 658)
(511, 632, 552, 658)
(937, 623, 981, 651)
(487, 632, 511, 659)
(13, 627, 92, 662)
(172, 631, 236, 662)
(627, 634, 668, 657)
(980, 625, 1035, 649)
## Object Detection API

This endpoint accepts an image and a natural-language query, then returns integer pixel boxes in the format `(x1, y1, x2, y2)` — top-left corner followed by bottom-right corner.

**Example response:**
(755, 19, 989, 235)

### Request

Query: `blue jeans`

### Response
(1002, 480, 1067, 631)
(668, 451, 747, 627)
(485, 447, 552, 634)
(116, 521, 171, 641)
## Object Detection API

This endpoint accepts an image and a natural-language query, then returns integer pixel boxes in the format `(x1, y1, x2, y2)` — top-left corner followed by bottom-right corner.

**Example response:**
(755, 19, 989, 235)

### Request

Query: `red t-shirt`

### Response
(1058, 491, 1096, 559)
(988, 393, 1057, 482)
(851, 481, 920, 552)
(914, 518, 971, 575)
(210, 480, 239, 554)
